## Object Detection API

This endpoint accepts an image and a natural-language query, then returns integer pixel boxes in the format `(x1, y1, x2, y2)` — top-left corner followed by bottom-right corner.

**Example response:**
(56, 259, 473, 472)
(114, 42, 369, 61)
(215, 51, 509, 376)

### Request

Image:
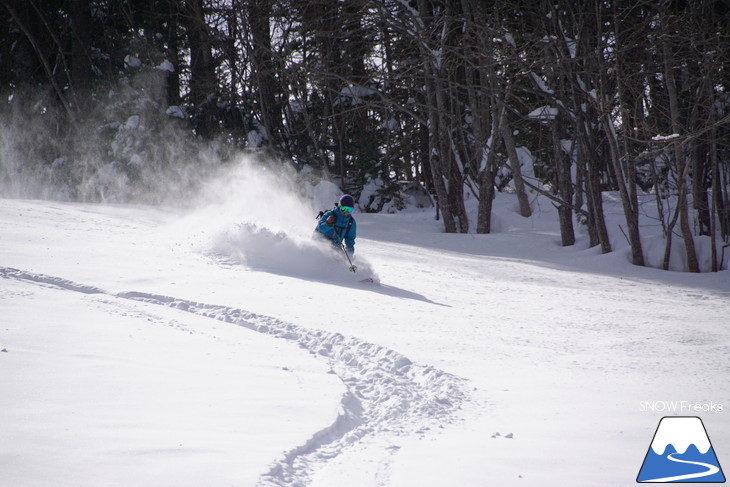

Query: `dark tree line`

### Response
(2, 0, 729, 271)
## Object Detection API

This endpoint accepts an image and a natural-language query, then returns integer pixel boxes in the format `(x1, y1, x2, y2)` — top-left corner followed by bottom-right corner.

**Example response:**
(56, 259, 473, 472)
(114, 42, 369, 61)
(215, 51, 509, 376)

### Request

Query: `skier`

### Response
(314, 194, 357, 256)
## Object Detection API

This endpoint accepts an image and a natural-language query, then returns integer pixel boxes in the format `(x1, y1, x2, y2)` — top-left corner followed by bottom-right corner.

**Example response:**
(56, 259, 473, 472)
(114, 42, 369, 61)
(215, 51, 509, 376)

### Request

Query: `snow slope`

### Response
(1, 164, 729, 486)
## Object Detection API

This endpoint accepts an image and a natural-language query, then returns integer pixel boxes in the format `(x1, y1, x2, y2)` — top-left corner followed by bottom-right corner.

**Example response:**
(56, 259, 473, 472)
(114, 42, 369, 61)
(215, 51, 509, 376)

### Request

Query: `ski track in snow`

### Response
(0, 266, 468, 487)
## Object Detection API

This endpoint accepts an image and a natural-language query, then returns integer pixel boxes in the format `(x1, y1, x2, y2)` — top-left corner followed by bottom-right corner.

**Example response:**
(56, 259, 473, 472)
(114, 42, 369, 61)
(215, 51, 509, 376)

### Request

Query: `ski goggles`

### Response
(340, 205, 353, 214)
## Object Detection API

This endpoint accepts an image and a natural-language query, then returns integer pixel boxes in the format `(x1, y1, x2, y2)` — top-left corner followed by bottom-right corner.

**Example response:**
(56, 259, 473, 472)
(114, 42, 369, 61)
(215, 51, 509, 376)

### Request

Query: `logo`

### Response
(637, 416, 726, 483)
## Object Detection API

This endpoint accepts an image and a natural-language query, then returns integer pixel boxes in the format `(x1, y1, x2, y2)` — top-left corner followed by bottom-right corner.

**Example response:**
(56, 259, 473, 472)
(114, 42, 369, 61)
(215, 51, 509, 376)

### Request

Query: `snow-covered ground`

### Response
(1, 160, 729, 487)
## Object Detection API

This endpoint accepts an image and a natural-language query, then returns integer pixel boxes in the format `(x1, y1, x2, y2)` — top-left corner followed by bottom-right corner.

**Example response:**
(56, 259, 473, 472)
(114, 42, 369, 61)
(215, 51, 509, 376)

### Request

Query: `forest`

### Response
(1, 0, 729, 272)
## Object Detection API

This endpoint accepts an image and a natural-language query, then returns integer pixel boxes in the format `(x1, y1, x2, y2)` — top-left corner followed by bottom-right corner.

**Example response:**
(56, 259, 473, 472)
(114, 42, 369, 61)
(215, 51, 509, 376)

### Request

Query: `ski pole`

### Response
(340, 243, 357, 272)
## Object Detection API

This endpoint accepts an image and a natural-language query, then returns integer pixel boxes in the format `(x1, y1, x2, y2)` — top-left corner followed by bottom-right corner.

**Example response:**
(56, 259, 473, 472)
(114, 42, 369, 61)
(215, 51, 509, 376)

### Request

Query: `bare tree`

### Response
(183, 0, 218, 139)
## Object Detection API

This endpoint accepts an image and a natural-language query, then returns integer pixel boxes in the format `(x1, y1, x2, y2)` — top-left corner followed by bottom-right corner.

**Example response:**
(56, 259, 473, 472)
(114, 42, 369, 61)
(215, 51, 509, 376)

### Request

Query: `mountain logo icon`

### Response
(637, 416, 726, 483)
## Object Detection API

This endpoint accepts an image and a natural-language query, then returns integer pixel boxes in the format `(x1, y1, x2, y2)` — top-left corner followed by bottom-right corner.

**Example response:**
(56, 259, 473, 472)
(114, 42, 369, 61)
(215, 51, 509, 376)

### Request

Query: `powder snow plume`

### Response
(169, 155, 378, 284)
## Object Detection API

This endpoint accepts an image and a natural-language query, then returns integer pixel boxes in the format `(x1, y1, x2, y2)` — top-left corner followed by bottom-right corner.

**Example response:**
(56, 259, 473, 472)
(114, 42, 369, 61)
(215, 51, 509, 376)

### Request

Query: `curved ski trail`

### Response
(1, 267, 469, 486)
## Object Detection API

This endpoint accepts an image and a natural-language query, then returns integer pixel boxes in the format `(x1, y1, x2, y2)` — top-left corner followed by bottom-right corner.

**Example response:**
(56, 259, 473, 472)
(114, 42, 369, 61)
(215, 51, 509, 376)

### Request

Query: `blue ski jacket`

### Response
(315, 206, 356, 254)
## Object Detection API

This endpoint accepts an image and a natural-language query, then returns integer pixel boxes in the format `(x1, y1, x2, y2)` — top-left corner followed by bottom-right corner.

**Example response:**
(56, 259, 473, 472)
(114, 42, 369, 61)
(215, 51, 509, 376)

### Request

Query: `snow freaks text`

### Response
(639, 401, 725, 413)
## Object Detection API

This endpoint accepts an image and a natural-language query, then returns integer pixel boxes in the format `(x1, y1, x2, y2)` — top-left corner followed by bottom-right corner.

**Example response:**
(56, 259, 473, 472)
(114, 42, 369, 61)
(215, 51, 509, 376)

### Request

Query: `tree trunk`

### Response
(165, 1, 182, 107)
(603, 113, 645, 266)
(602, 8, 644, 267)
(714, 140, 730, 241)
(710, 122, 719, 272)
(476, 111, 500, 234)
(68, 0, 93, 99)
(4, 2, 75, 122)
(661, 15, 699, 272)
(184, 0, 217, 139)
(575, 110, 611, 253)
(563, 4, 610, 253)
(414, 0, 466, 233)
(247, 0, 281, 148)
(551, 119, 575, 246)
(498, 97, 532, 218)
(426, 70, 457, 233)
(688, 76, 712, 237)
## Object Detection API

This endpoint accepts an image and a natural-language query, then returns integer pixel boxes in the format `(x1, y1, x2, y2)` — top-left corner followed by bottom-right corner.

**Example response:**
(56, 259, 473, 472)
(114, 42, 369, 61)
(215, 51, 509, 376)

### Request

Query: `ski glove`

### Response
(326, 215, 337, 226)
